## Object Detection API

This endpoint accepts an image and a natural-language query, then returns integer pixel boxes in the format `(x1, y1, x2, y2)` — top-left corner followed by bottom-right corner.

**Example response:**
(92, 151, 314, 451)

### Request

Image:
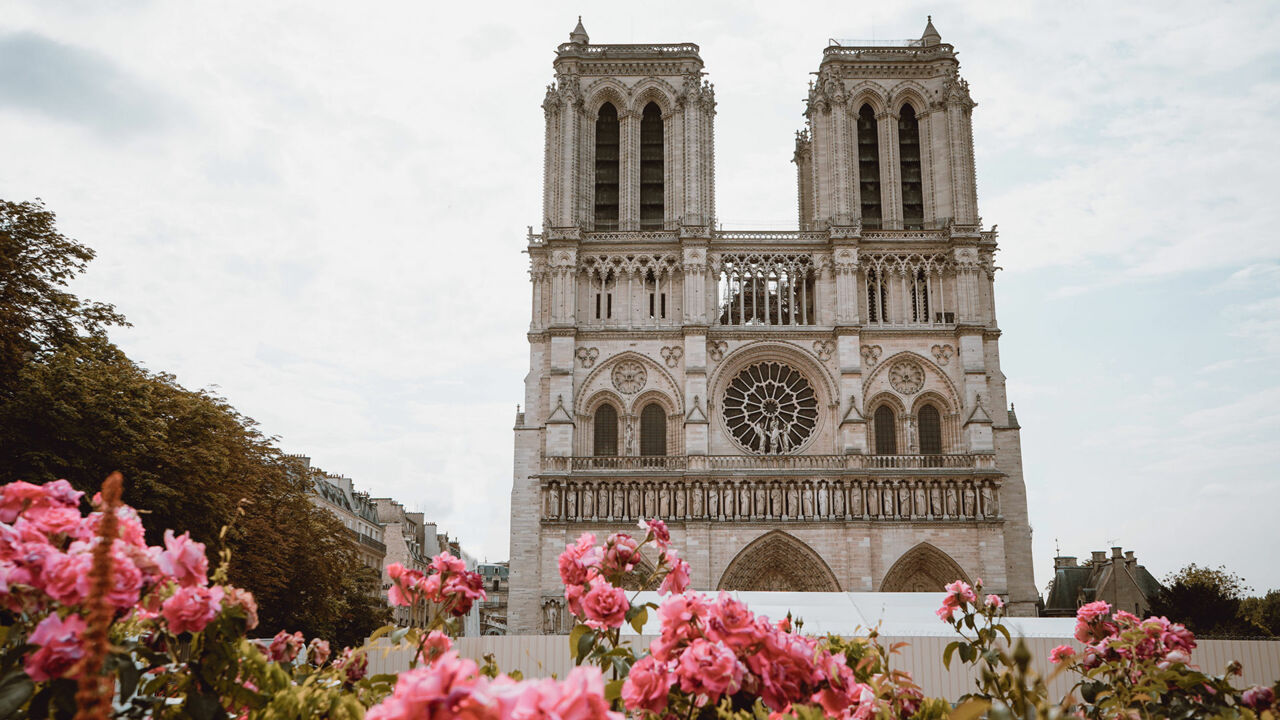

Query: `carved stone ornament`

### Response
(930, 344, 954, 366)
(660, 346, 684, 368)
(722, 361, 819, 455)
(812, 340, 835, 362)
(611, 360, 647, 394)
(708, 341, 728, 362)
(888, 359, 925, 395)
(576, 347, 599, 368)
(860, 345, 882, 368)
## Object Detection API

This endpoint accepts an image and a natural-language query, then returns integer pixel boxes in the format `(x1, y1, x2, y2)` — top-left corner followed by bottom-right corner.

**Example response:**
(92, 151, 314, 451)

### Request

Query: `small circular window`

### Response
(722, 361, 818, 454)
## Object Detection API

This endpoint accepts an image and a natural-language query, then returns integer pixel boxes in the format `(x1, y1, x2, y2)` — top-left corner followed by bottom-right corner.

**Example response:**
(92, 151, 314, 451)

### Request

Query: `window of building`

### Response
(593, 404, 618, 456)
(911, 268, 930, 323)
(594, 103, 620, 230)
(640, 403, 667, 456)
(857, 104, 882, 229)
(866, 268, 889, 323)
(640, 102, 664, 229)
(898, 104, 924, 229)
(874, 405, 897, 455)
(918, 404, 942, 454)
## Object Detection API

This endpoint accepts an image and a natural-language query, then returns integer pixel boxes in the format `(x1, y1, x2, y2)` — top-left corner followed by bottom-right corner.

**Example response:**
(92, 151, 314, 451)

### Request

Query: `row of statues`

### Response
(541, 477, 1000, 522)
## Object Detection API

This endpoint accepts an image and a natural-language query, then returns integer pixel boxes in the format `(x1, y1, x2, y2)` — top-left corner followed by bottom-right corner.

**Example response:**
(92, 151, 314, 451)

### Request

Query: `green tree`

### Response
(0, 199, 126, 393)
(0, 198, 391, 645)
(1239, 589, 1280, 637)
(1147, 563, 1255, 637)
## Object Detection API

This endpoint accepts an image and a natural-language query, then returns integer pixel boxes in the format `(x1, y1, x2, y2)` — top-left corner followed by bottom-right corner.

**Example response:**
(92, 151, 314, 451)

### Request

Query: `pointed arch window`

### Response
(866, 267, 889, 323)
(640, 102, 664, 230)
(874, 405, 897, 455)
(898, 104, 924, 230)
(857, 104, 882, 229)
(918, 404, 942, 455)
(910, 268, 930, 323)
(594, 103, 620, 231)
(593, 404, 618, 457)
(639, 402, 667, 456)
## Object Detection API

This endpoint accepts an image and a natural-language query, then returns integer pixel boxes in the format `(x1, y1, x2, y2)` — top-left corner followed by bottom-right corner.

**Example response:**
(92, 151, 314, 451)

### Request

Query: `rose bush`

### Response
(2, 480, 1277, 720)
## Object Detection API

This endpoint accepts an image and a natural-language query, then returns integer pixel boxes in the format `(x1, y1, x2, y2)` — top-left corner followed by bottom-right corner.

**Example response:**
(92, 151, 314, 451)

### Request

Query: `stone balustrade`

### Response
(541, 454, 994, 473)
(540, 476, 1001, 523)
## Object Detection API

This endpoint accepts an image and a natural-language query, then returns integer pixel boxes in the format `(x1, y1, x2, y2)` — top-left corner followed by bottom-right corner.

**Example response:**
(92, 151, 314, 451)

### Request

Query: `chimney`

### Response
(1091, 550, 1107, 564)
(1124, 550, 1135, 568)
(1055, 556, 1078, 569)
(1111, 546, 1123, 560)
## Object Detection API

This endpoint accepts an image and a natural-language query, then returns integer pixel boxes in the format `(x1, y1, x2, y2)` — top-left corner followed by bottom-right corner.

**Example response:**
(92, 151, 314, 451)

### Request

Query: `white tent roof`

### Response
(625, 592, 1078, 638)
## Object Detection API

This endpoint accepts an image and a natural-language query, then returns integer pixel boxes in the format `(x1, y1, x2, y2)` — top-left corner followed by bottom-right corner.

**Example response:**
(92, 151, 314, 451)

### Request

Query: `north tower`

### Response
(508, 18, 1037, 634)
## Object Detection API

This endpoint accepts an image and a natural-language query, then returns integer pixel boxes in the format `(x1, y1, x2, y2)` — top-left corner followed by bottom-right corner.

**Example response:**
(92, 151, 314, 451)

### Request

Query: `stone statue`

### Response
(802, 485, 815, 518)
(582, 485, 595, 519)
(914, 486, 927, 518)
(566, 486, 578, 519)
(770, 484, 783, 517)
(625, 422, 635, 456)
(691, 484, 704, 518)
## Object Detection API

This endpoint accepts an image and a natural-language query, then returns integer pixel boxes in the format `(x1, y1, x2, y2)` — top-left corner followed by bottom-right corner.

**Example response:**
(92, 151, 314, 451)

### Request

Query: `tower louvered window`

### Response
(874, 405, 897, 455)
(640, 403, 667, 456)
(918, 404, 942, 455)
(593, 404, 618, 457)
(898, 104, 924, 229)
(857, 104, 882, 229)
(640, 102, 664, 229)
(594, 103, 620, 231)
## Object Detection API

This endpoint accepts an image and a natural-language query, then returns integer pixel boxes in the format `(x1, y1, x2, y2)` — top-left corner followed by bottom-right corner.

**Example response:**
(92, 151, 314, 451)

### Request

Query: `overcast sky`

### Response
(3, 1, 1278, 595)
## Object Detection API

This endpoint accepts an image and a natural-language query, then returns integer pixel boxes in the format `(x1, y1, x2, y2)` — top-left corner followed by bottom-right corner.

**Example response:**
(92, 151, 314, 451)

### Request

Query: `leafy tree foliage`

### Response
(0, 199, 126, 393)
(1240, 590, 1280, 637)
(0, 198, 390, 645)
(1148, 563, 1257, 637)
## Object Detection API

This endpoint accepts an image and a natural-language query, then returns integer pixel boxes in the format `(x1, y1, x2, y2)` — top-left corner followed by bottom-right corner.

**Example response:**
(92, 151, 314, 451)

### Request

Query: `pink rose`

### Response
(442, 570, 487, 616)
(155, 530, 208, 588)
(984, 593, 1004, 609)
(621, 655, 672, 714)
(678, 638, 743, 705)
(25, 505, 81, 536)
(1242, 686, 1275, 712)
(308, 638, 331, 666)
(365, 651, 481, 720)
(419, 630, 453, 664)
(565, 583, 586, 618)
(558, 533, 602, 587)
(41, 550, 92, 605)
(336, 647, 368, 683)
(162, 585, 225, 634)
(658, 549, 689, 596)
(1076, 600, 1111, 623)
(536, 665, 621, 720)
(387, 563, 426, 607)
(223, 586, 259, 629)
(641, 518, 670, 546)
(24, 613, 86, 682)
(0, 482, 52, 523)
(1049, 645, 1076, 664)
(705, 593, 761, 651)
(268, 630, 305, 663)
(945, 580, 977, 604)
(430, 552, 467, 576)
(601, 533, 640, 576)
(581, 580, 628, 630)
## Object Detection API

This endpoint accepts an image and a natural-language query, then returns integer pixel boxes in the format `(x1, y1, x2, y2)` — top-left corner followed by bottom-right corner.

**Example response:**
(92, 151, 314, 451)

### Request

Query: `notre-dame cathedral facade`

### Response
(508, 18, 1037, 634)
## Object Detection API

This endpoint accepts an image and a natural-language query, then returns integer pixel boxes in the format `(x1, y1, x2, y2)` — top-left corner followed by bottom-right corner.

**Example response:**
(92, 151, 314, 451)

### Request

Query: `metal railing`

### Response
(543, 454, 992, 472)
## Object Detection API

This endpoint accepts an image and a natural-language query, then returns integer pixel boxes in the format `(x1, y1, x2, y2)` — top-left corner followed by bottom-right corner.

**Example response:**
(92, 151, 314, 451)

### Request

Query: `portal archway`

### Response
(717, 530, 841, 592)
(879, 542, 970, 591)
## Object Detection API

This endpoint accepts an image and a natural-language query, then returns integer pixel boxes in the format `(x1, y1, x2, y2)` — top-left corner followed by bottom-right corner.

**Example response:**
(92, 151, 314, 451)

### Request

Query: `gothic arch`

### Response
(583, 80, 631, 117)
(631, 79, 679, 116)
(577, 351, 684, 417)
(887, 81, 929, 116)
(865, 390, 907, 416)
(910, 390, 953, 416)
(879, 542, 971, 592)
(862, 351, 960, 408)
(718, 530, 841, 592)
(631, 388, 681, 456)
(846, 81, 889, 116)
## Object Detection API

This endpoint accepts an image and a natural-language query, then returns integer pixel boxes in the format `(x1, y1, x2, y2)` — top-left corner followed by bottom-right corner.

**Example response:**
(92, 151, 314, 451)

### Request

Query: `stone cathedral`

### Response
(508, 18, 1037, 634)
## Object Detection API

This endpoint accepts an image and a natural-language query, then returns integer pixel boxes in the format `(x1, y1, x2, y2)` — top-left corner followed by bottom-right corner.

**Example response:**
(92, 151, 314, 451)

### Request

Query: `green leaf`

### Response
(114, 655, 141, 701)
(576, 629, 597, 663)
(0, 669, 34, 719)
(958, 642, 974, 664)
(629, 606, 649, 635)
(947, 698, 990, 720)
(604, 679, 624, 701)
(943, 640, 960, 670)
(568, 623, 588, 661)
(994, 622, 1011, 645)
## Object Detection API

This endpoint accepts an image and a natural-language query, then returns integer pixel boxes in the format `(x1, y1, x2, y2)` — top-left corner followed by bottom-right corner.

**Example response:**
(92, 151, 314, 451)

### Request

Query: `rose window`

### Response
(722, 361, 819, 454)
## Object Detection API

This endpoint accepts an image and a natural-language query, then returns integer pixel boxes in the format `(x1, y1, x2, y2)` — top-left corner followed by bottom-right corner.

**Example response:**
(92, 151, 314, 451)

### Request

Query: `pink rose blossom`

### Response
(41, 550, 92, 605)
(268, 630, 305, 663)
(581, 580, 629, 630)
(336, 647, 368, 683)
(419, 630, 453, 664)
(559, 533, 602, 587)
(705, 593, 761, 651)
(155, 530, 208, 588)
(162, 585, 225, 634)
(223, 586, 259, 630)
(641, 518, 670, 546)
(1076, 600, 1111, 623)
(1049, 645, 1076, 663)
(26, 505, 81, 536)
(1242, 686, 1275, 712)
(677, 638, 744, 704)
(24, 613, 87, 682)
(387, 563, 426, 607)
(601, 533, 640, 576)
(430, 552, 467, 576)
(441, 570, 487, 616)
(984, 594, 1004, 609)
(658, 550, 690, 596)
(308, 638, 331, 666)
(621, 655, 672, 714)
